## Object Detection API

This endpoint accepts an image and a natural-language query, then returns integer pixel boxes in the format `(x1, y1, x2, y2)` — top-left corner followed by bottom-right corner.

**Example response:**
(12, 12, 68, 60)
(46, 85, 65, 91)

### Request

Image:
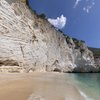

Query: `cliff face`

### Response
(0, 0, 99, 73)
(89, 47, 100, 70)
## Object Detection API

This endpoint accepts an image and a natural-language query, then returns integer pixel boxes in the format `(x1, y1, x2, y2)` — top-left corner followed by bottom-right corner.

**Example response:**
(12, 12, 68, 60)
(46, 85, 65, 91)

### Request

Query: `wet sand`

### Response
(0, 72, 84, 100)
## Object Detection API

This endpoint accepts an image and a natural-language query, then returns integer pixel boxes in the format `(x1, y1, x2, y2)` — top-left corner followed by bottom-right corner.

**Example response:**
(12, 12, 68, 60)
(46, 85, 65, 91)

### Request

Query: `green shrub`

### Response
(26, 0, 29, 6)
(89, 47, 100, 57)
(80, 49, 85, 53)
(72, 38, 84, 49)
(80, 40, 85, 43)
(66, 36, 72, 44)
(38, 13, 46, 19)
(58, 29, 63, 33)
(72, 38, 78, 43)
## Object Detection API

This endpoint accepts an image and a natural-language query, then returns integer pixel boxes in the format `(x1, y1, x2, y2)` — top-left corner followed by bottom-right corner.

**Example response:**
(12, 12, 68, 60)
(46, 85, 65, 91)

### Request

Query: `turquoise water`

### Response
(66, 73, 100, 100)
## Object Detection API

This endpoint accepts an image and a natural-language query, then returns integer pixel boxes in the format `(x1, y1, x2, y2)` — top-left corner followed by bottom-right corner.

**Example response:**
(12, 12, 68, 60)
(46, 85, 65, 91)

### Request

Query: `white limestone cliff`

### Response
(0, 0, 99, 73)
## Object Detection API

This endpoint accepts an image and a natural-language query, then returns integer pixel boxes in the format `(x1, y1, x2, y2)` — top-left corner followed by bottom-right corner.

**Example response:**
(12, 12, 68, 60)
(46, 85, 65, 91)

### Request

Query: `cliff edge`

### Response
(0, 0, 99, 73)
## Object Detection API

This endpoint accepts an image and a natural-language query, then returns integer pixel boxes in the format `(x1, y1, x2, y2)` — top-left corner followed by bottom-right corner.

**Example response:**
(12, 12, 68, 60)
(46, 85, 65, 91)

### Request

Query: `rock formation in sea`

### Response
(0, 0, 99, 73)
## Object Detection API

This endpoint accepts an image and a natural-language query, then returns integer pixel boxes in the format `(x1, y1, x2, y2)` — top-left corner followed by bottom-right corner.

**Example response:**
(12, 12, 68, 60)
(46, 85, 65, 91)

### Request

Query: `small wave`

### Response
(79, 90, 93, 100)
(27, 93, 45, 100)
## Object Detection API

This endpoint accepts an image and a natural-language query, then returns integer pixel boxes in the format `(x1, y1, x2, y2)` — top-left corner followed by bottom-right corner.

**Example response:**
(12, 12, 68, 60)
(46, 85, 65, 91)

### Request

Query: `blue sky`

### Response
(29, 0, 100, 48)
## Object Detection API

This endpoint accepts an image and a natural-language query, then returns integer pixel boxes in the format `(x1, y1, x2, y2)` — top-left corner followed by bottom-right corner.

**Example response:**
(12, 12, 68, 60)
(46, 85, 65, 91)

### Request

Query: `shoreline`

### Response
(0, 72, 84, 100)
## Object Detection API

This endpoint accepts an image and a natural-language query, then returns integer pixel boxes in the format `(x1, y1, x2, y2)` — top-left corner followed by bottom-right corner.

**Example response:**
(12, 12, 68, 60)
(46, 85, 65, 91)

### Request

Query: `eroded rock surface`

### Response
(0, 0, 99, 72)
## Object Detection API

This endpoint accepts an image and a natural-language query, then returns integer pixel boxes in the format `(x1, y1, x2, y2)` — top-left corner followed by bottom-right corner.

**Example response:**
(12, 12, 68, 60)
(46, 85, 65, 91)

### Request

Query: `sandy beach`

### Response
(0, 72, 84, 100)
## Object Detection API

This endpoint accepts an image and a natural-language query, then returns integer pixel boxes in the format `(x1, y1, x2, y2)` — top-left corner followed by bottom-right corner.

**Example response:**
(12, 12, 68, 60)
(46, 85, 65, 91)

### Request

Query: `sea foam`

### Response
(79, 90, 93, 100)
(27, 93, 45, 100)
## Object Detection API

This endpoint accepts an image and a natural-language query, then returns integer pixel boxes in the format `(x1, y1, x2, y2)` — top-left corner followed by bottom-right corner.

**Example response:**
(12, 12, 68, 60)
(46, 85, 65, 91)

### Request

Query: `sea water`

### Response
(27, 73, 100, 100)
(66, 73, 100, 100)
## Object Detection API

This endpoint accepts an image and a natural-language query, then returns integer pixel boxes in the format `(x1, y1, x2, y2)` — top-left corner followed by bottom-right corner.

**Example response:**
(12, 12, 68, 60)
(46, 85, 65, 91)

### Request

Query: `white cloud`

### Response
(73, 0, 82, 8)
(83, 1, 95, 13)
(48, 15, 67, 29)
(73, 0, 95, 13)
